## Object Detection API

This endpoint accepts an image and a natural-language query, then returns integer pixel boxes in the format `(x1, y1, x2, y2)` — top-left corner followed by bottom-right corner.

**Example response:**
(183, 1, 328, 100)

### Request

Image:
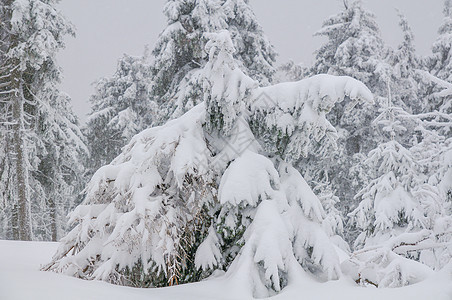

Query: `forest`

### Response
(0, 0, 451, 299)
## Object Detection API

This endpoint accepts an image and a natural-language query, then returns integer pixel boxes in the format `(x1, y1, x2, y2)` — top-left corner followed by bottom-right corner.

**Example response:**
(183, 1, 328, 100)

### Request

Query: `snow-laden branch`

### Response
(249, 74, 373, 161)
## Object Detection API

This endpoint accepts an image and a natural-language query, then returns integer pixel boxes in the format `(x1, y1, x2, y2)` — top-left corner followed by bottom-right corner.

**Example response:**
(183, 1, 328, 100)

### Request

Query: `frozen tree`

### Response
(306, 0, 391, 245)
(408, 75, 452, 271)
(312, 179, 348, 251)
(0, 129, 15, 239)
(45, 31, 373, 297)
(0, 0, 78, 240)
(420, 0, 452, 115)
(347, 91, 452, 287)
(311, 0, 386, 91)
(349, 91, 424, 245)
(151, 0, 276, 124)
(387, 12, 422, 114)
(33, 91, 88, 241)
(150, 0, 226, 122)
(429, 0, 452, 82)
(85, 52, 153, 175)
(222, 0, 276, 85)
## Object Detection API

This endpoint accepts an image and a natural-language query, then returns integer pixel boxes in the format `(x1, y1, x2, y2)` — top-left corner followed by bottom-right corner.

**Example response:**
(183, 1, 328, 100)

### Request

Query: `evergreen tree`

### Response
(387, 12, 422, 114)
(429, 0, 452, 82)
(350, 102, 423, 249)
(44, 31, 373, 297)
(85, 0, 276, 173)
(0, 0, 84, 241)
(311, 0, 386, 90)
(222, 0, 276, 84)
(85, 52, 153, 175)
(306, 0, 388, 244)
(33, 91, 87, 241)
(151, 0, 276, 123)
(347, 93, 451, 287)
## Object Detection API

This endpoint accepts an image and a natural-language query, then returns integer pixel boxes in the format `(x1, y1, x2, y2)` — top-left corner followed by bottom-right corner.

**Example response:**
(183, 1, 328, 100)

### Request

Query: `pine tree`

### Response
(311, 0, 386, 90)
(347, 91, 451, 287)
(420, 0, 452, 115)
(151, 0, 276, 123)
(429, 0, 452, 82)
(33, 91, 88, 241)
(387, 12, 422, 114)
(306, 0, 388, 245)
(85, 0, 276, 173)
(0, 0, 84, 241)
(45, 31, 373, 297)
(222, 0, 277, 85)
(85, 52, 153, 175)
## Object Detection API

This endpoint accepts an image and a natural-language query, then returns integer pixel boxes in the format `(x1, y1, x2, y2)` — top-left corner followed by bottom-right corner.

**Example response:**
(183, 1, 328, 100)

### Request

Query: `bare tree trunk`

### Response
(11, 68, 32, 241)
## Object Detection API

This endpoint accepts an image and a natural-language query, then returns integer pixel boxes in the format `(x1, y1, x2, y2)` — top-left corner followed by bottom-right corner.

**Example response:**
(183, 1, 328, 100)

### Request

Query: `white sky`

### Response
(57, 0, 444, 122)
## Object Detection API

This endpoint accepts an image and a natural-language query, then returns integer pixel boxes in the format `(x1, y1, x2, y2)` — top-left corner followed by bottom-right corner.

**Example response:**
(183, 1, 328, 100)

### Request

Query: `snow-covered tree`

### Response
(304, 0, 387, 245)
(387, 12, 422, 114)
(429, 0, 452, 82)
(33, 91, 88, 241)
(311, 0, 386, 90)
(151, 0, 276, 124)
(45, 31, 373, 297)
(0, 0, 85, 241)
(312, 179, 348, 249)
(222, 0, 276, 85)
(347, 92, 452, 287)
(85, 52, 153, 175)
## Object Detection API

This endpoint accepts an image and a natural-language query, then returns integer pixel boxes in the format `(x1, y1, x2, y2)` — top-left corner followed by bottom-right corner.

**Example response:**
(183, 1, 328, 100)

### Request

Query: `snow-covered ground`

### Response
(0, 240, 451, 300)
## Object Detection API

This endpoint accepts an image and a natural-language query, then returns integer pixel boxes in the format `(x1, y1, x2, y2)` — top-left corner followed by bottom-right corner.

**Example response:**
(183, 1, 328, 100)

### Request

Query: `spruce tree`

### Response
(85, 52, 153, 175)
(33, 91, 87, 241)
(45, 31, 373, 297)
(387, 12, 422, 114)
(222, 0, 277, 84)
(347, 89, 452, 287)
(429, 0, 452, 82)
(85, 0, 276, 173)
(306, 0, 388, 244)
(311, 0, 386, 89)
(151, 0, 276, 124)
(0, 0, 84, 241)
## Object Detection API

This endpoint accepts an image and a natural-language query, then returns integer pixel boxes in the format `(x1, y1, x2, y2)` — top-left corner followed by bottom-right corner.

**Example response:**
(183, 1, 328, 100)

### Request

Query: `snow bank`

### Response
(1, 240, 451, 300)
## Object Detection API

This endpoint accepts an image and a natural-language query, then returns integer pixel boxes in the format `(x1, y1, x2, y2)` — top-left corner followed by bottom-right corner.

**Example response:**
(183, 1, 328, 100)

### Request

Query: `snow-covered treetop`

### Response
(222, 0, 277, 84)
(312, 0, 385, 85)
(430, 0, 452, 81)
(9, 0, 74, 70)
(393, 12, 419, 75)
(152, 0, 276, 125)
(85, 52, 153, 172)
(384, 12, 423, 113)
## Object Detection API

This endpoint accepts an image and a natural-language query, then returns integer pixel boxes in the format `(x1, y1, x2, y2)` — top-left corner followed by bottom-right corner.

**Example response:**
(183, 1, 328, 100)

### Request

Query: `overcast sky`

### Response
(56, 0, 444, 122)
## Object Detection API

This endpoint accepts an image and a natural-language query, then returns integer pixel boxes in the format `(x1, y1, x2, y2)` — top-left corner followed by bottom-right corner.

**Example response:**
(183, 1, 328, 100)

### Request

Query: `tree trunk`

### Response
(11, 68, 32, 241)
(11, 203, 19, 240)
(49, 194, 58, 241)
